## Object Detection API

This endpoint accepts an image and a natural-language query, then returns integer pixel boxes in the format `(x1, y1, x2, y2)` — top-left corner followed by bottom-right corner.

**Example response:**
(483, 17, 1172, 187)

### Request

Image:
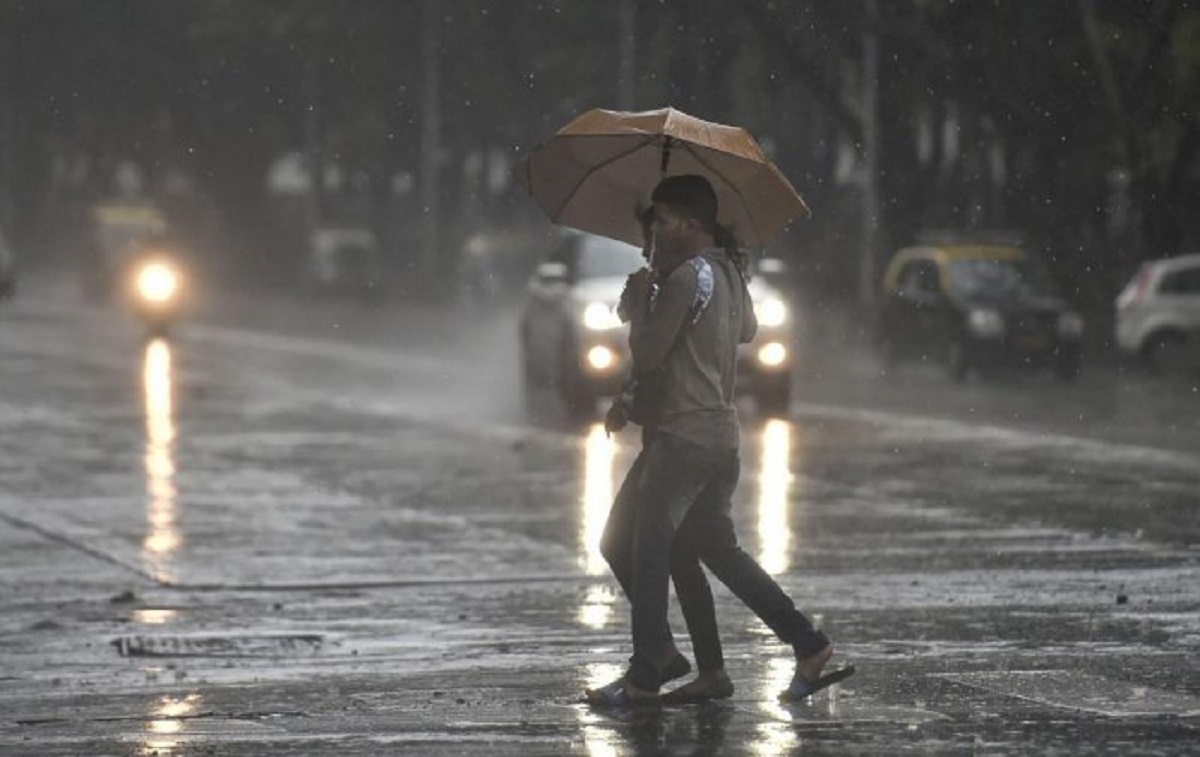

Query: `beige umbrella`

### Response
(518, 107, 809, 249)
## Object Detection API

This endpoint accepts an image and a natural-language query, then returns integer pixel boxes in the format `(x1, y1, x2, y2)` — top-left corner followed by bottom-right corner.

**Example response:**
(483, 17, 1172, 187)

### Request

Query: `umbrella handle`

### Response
(651, 137, 672, 269)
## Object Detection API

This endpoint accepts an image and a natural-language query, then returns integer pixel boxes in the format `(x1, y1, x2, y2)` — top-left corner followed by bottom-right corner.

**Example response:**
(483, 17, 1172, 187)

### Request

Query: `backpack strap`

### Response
(685, 256, 715, 325)
(646, 254, 714, 327)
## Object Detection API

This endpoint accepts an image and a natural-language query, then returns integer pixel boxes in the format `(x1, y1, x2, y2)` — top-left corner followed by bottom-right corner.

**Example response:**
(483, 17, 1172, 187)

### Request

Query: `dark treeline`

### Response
(1, 0, 1197, 321)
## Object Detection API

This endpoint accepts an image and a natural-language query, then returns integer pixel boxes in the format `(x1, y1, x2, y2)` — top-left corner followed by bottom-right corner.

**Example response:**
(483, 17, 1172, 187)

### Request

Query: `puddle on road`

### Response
(574, 697, 946, 757)
(934, 670, 1200, 717)
(131, 607, 180, 625)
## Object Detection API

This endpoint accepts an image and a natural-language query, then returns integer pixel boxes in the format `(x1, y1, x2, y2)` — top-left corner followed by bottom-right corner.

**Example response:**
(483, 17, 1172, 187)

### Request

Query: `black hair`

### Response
(651, 175, 747, 276)
(651, 175, 718, 224)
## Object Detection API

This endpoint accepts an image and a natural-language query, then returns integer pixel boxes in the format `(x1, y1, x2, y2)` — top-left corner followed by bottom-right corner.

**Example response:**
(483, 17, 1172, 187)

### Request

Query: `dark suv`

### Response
(877, 243, 1084, 382)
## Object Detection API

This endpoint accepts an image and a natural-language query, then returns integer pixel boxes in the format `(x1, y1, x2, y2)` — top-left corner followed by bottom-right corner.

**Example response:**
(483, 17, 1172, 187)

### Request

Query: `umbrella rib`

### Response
(544, 135, 661, 221)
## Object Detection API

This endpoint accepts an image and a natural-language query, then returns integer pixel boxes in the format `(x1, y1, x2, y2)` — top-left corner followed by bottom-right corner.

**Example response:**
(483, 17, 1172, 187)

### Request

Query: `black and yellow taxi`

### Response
(877, 242, 1084, 381)
(82, 202, 187, 335)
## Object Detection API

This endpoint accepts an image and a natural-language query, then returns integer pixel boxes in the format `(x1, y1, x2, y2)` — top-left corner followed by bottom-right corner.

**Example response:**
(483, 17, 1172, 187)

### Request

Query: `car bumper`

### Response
(1114, 313, 1146, 354)
(575, 330, 798, 396)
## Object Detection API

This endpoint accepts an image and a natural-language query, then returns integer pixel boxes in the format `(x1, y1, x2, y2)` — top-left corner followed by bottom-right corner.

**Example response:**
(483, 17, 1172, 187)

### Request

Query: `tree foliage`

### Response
(2, 0, 1197, 305)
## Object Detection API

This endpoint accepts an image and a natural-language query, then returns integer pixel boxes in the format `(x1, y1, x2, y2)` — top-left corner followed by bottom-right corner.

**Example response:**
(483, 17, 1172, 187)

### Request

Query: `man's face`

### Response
(650, 204, 690, 265)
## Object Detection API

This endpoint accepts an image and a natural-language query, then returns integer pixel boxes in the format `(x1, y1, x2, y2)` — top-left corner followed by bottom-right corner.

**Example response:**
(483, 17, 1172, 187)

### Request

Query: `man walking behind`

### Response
(587, 175, 853, 707)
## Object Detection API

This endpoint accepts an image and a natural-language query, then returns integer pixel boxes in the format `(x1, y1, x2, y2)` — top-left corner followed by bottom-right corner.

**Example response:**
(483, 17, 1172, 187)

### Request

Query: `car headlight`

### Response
(757, 342, 788, 367)
(582, 302, 622, 331)
(755, 298, 788, 328)
(1058, 312, 1084, 339)
(135, 262, 180, 303)
(967, 308, 1005, 338)
(586, 346, 617, 371)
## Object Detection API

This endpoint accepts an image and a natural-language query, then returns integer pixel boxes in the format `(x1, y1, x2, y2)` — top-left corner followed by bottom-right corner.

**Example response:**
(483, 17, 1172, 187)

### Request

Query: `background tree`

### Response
(2, 0, 1197, 324)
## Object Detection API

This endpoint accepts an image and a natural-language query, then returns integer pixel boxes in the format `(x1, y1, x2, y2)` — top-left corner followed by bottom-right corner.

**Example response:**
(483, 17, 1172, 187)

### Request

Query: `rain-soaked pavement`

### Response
(1, 273, 1198, 755)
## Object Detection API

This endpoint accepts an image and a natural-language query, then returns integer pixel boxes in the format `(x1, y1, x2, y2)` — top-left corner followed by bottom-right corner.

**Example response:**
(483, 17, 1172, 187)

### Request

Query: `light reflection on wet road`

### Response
(141, 338, 181, 584)
(0, 285, 1197, 754)
(581, 424, 617, 577)
(756, 418, 795, 576)
(141, 693, 201, 755)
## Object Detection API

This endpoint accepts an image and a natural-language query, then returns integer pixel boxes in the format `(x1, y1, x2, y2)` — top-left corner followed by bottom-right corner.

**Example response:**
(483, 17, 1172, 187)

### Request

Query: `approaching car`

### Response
(518, 232, 796, 417)
(877, 243, 1084, 382)
(0, 226, 16, 299)
(741, 257, 795, 414)
(519, 233, 645, 417)
(1115, 253, 1200, 375)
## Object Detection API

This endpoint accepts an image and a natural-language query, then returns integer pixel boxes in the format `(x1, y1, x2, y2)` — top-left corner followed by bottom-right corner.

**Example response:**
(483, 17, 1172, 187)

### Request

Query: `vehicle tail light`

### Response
(1116, 265, 1153, 310)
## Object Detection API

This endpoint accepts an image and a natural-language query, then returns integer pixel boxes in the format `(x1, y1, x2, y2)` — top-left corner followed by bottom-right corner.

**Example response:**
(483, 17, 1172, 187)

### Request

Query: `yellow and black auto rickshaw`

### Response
(83, 202, 187, 335)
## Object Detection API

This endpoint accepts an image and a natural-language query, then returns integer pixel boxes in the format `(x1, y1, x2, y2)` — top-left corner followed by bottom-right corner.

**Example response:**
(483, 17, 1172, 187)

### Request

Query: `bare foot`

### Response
(661, 669, 734, 704)
(621, 678, 660, 703)
(795, 643, 833, 685)
(781, 645, 855, 703)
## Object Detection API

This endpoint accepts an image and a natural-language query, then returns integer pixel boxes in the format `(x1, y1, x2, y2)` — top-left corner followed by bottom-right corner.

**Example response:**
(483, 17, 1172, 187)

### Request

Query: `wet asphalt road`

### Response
(1, 274, 1198, 755)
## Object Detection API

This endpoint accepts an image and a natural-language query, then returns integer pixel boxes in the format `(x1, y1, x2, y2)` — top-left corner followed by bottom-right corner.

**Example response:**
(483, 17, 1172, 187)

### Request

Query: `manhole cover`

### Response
(112, 633, 323, 658)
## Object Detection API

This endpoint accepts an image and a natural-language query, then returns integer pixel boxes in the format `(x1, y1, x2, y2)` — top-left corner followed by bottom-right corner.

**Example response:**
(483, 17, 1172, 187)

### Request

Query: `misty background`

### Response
(1, 1, 1197, 351)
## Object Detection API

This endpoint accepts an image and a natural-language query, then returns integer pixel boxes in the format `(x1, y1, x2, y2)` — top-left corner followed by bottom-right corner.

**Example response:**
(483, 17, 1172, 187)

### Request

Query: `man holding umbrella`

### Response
(521, 109, 853, 707)
(595, 174, 850, 706)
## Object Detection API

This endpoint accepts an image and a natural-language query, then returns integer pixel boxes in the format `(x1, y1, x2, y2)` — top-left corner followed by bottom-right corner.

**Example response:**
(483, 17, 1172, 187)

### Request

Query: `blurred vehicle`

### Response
(877, 242, 1084, 382)
(518, 231, 796, 417)
(83, 202, 186, 336)
(126, 250, 186, 336)
(0, 226, 16, 299)
(742, 256, 795, 415)
(303, 227, 384, 299)
(83, 203, 168, 301)
(519, 233, 641, 416)
(1115, 252, 1200, 375)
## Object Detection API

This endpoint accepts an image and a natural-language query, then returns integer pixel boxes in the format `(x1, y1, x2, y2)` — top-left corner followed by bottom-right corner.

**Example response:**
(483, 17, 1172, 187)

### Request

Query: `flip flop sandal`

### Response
(585, 681, 661, 709)
(581, 656, 688, 707)
(661, 676, 735, 705)
(778, 664, 857, 702)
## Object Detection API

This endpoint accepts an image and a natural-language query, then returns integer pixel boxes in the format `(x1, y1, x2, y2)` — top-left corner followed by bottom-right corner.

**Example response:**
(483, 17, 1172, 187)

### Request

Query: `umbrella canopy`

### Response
(519, 107, 809, 249)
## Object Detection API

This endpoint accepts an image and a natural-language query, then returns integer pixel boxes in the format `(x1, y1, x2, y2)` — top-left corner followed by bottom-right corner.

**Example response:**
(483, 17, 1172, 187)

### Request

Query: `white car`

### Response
(1116, 253, 1200, 374)
(518, 232, 796, 417)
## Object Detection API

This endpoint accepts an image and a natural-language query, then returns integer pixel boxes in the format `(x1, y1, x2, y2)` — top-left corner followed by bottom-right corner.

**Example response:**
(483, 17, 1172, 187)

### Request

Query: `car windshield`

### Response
(946, 257, 1058, 298)
(98, 222, 159, 257)
(576, 236, 646, 280)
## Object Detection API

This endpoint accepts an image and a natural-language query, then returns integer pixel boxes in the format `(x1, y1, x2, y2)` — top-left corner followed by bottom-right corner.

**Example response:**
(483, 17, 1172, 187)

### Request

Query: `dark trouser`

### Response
(605, 431, 829, 691)
(601, 444, 725, 676)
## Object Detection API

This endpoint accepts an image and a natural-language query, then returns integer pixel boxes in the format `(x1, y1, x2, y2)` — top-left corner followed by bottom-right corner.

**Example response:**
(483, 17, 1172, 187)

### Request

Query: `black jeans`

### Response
(600, 438, 725, 677)
(602, 431, 829, 691)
